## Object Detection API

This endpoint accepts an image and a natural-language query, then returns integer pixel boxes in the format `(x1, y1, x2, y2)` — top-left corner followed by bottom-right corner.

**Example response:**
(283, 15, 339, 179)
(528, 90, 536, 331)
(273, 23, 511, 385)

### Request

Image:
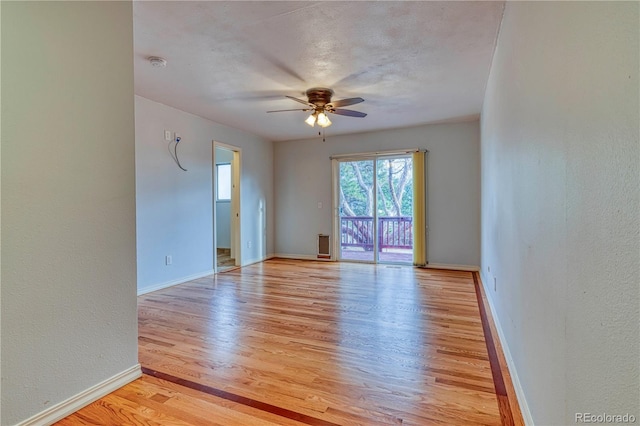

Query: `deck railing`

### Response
(340, 216, 413, 251)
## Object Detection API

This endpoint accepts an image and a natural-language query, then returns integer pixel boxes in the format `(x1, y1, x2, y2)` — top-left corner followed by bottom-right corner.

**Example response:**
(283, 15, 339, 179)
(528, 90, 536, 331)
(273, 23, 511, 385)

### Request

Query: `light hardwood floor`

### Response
(57, 259, 523, 425)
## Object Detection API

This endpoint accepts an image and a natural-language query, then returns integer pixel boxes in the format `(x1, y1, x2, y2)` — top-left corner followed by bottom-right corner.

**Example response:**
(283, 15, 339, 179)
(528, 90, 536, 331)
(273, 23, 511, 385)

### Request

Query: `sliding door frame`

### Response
(331, 149, 428, 265)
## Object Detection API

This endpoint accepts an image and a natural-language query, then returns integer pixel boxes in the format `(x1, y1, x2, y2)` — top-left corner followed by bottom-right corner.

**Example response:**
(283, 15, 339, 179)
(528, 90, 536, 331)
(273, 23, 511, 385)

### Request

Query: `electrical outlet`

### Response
(494, 277, 497, 291)
(488, 266, 491, 273)
(317, 202, 322, 209)
(166, 255, 172, 265)
(247, 241, 252, 249)
(164, 130, 171, 141)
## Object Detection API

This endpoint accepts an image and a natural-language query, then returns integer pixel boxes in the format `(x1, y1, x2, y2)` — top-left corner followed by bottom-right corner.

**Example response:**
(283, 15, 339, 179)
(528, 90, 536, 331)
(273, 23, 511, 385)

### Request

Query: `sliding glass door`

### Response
(337, 155, 414, 264)
(338, 160, 376, 262)
(376, 156, 413, 263)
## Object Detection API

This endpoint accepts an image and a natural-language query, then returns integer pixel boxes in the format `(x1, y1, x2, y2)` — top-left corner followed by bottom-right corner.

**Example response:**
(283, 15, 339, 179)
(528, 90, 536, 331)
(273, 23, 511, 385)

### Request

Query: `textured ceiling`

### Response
(134, 1, 504, 141)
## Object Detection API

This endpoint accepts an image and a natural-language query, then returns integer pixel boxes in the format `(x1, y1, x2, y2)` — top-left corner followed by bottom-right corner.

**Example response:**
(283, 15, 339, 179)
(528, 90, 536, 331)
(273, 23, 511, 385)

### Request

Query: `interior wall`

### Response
(135, 96, 274, 293)
(274, 121, 480, 267)
(0, 3, 3, 421)
(1, 2, 138, 424)
(480, 2, 639, 424)
(214, 147, 233, 249)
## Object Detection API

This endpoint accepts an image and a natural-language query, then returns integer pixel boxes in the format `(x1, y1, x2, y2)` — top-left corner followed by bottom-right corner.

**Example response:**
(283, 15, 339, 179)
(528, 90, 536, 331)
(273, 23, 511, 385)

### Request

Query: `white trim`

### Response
(422, 263, 480, 272)
(330, 148, 428, 160)
(241, 255, 275, 267)
(271, 256, 475, 269)
(479, 272, 534, 426)
(231, 149, 241, 266)
(272, 253, 334, 262)
(17, 364, 141, 426)
(212, 141, 242, 270)
(137, 270, 214, 296)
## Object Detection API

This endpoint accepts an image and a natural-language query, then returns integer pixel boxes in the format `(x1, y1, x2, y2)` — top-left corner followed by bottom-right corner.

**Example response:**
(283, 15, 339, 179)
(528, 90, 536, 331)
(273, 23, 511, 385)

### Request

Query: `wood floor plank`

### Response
(59, 259, 522, 425)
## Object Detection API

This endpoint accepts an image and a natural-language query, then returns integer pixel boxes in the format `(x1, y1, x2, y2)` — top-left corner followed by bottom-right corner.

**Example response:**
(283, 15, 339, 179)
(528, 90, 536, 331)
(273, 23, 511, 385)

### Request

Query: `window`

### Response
(216, 163, 231, 201)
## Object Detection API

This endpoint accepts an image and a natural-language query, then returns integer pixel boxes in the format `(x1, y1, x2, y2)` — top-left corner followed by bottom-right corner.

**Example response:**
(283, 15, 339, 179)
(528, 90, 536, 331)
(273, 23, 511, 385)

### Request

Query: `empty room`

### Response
(1, 1, 638, 426)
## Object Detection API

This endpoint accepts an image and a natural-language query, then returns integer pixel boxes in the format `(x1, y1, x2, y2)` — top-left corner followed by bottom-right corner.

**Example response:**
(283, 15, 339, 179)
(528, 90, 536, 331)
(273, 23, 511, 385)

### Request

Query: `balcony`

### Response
(340, 216, 413, 263)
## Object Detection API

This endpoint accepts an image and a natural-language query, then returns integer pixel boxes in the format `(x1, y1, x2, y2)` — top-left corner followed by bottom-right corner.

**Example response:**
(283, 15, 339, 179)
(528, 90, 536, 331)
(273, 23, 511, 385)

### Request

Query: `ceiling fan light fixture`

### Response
(268, 88, 363, 132)
(317, 111, 331, 128)
(305, 113, 317, 127)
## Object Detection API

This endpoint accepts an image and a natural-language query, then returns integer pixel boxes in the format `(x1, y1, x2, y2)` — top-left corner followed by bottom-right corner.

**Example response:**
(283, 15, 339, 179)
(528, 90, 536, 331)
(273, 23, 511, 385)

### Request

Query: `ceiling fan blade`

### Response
(266, 108, 310, 113)
(285, 95, 313, 106)
(328, 97, 364, 108)
(329, 108, 367, 118)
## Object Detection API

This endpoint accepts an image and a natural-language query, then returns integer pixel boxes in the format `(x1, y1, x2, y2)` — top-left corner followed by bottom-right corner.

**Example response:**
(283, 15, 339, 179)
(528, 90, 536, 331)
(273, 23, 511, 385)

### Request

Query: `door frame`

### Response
(331, 149, 425, 265)
(332, 157, 379, 263)
(212, 141, 242, 272)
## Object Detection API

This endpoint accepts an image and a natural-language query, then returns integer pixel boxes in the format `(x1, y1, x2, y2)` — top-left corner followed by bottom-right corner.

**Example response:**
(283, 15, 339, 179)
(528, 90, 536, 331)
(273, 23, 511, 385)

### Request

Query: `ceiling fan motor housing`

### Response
(306, 88, 334, 107)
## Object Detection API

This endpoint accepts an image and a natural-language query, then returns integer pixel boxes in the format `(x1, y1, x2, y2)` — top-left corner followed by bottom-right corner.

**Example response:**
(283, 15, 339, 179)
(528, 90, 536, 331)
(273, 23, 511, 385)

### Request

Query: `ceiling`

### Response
(133, 1, 504, 142)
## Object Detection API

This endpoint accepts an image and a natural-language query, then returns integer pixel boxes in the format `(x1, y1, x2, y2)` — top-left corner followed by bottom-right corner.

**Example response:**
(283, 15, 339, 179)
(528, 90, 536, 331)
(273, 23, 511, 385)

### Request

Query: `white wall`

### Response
(481, 2, 639, 424)
(0, 3, 4, 421)
(215, 147, 233, 249)
(274, 121, 480, 267)
(216, 202, 231, 248)
(1, 2, 138, 424)
(136, 96, 274, 293)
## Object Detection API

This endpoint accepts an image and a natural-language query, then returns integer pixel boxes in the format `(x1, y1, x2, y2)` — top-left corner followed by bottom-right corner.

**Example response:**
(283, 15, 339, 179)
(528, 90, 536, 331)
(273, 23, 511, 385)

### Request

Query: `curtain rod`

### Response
(330, 148, 428, 160)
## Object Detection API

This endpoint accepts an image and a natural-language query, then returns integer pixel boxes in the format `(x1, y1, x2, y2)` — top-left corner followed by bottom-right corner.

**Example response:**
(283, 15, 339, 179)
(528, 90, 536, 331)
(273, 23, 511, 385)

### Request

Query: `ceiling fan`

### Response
(267, 87, 366, 128)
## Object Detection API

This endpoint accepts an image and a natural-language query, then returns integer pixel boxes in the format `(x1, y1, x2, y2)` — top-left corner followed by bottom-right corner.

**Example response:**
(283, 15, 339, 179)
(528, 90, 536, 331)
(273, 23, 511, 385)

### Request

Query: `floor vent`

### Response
(317, 234, 330, 259)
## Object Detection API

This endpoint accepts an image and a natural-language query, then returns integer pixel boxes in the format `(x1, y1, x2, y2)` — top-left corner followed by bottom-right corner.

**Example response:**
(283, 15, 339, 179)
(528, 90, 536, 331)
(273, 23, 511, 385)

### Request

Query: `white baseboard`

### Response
(423, 262, 480, 271)
(241, 254, 276, 267)
(479, 273, 533, 426)
(272, 253, 334, 261)
(137, 270, 215, 295)
(17, 364, 142, 426)
(271, 256, 477, 269)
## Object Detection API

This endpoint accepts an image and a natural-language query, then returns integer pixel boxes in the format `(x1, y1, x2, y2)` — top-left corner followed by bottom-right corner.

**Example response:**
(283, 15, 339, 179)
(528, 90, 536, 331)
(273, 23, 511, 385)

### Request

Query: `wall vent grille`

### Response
(318, 234, 330, 258)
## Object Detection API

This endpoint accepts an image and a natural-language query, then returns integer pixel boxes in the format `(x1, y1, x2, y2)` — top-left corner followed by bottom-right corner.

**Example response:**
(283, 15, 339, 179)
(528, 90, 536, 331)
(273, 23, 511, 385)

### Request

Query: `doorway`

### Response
(213, 143, 241, 272)
(335, 155, 414, 264)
